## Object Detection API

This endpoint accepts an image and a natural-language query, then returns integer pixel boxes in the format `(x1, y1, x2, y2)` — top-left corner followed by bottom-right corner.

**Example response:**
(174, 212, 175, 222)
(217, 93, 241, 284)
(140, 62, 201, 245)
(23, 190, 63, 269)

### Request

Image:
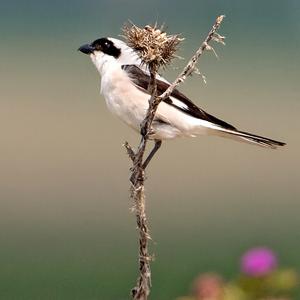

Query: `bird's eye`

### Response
(94, 44, 102, 51)
(104, 42, 110, 48)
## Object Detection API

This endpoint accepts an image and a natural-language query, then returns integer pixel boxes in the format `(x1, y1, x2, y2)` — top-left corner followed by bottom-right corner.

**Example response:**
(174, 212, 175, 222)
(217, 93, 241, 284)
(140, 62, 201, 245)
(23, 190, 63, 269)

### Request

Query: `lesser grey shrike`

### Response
(79, 37, 285, 161)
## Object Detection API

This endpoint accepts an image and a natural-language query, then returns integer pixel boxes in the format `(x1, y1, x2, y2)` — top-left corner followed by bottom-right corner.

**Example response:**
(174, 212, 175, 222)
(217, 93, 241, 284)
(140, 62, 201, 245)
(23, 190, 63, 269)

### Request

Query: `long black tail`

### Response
(215, 128, 286, 149)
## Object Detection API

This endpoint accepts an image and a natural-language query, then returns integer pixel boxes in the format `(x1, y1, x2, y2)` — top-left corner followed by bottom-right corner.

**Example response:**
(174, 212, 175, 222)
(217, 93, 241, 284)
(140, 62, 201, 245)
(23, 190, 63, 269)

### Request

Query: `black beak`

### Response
(78, 44, 95, 54)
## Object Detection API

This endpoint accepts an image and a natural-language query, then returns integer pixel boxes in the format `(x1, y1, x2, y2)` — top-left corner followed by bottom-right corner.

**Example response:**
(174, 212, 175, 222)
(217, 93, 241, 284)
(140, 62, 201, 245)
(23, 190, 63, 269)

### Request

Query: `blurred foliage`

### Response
(177, 247, 299, 300)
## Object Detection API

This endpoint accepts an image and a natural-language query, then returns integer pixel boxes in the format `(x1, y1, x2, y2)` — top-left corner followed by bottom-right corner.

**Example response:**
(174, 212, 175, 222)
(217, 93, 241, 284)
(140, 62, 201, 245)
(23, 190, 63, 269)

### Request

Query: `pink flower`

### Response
(192, 273, 224, 300)
(241, 247, 278, 277)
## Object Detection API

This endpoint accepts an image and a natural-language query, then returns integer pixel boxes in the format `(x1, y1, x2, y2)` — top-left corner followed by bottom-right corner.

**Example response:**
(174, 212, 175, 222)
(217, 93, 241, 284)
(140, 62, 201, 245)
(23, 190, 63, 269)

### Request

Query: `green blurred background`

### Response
(0, 0, 299, 299)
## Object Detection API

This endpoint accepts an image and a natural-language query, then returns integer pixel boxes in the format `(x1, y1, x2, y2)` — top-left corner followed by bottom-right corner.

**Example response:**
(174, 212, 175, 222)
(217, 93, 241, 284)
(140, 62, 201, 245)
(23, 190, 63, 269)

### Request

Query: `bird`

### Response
(78, 37, 285, 166)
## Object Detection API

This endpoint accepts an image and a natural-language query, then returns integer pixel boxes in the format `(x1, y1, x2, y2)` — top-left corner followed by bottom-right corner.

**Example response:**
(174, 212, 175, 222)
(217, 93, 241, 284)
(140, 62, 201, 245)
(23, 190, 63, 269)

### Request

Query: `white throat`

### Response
(90, 52, 117, 76)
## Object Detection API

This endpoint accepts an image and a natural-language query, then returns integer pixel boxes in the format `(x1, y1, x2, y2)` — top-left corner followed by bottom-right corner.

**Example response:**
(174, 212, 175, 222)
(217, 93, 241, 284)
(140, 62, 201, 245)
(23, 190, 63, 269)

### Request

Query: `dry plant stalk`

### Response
(123, 15, 225, 300)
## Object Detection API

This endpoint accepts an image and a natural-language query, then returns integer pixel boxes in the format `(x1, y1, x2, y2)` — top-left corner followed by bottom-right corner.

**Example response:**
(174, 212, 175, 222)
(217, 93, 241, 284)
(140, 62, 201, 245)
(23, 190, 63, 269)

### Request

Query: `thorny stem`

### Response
(124, 15, 225, 300)
(129, 65, 157, 300)
(158, 15, 225, 103)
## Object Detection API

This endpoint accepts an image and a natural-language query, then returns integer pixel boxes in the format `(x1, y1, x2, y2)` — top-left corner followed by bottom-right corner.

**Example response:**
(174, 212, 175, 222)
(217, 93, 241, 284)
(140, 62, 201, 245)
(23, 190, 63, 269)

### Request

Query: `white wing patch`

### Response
(169, 96, 189, 110)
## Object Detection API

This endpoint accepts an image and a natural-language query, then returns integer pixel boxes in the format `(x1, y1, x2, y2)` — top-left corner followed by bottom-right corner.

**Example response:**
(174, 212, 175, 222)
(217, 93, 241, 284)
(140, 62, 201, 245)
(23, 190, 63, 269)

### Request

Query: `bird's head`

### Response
(78, 37, 140, 74)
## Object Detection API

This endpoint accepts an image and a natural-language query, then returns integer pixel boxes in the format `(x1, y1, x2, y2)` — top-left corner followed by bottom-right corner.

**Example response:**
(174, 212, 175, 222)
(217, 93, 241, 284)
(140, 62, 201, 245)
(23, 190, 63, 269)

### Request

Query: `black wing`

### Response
(121, 64, 236, 130)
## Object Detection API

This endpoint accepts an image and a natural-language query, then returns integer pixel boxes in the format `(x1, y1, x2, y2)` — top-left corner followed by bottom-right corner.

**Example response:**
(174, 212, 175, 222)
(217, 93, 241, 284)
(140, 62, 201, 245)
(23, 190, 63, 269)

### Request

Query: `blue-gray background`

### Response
(0, 0, 299, 299)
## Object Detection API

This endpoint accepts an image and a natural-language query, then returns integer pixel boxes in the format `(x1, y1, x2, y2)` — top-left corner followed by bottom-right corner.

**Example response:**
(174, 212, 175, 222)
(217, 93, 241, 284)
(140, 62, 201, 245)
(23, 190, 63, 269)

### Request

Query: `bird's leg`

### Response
(142, 139, 162, 169)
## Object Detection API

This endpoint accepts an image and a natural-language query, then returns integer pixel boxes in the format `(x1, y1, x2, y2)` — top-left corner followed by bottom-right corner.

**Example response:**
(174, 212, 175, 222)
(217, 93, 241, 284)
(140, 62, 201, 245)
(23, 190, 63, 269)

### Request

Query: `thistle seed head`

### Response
(122, 23, 183, 70)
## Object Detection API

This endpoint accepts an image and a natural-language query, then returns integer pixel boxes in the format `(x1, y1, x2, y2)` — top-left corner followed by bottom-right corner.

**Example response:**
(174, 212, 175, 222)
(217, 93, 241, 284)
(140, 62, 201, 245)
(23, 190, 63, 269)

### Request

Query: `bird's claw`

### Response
(140, 126, 148, 137)
(140, 124, 155, 138)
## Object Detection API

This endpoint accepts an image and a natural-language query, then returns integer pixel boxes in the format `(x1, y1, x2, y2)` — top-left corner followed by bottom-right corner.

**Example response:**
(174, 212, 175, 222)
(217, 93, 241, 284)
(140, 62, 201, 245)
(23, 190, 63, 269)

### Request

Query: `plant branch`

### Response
(124, 15, 225, 300)
(129, 66, 157, 300)
(124, 141, 135, 162)
(158, 15, 225, 102)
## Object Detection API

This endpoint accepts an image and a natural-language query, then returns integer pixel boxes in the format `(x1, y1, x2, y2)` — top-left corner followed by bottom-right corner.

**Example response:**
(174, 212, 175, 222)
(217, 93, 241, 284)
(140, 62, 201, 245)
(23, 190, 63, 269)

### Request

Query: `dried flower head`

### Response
(122, 23, 183, 70)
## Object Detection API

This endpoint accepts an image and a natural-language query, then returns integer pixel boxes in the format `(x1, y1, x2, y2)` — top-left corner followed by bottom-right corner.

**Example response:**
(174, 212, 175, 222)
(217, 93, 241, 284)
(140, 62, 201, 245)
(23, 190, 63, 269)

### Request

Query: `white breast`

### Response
(100, 64, 148, 131)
